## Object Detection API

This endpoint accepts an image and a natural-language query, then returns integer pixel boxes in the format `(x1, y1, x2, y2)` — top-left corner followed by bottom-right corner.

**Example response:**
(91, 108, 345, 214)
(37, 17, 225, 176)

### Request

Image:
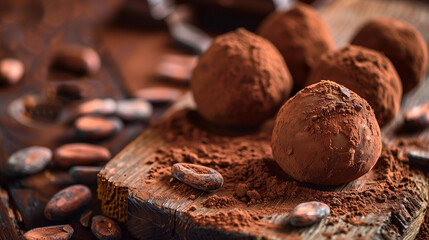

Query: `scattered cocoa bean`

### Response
(408, 149, 429, 168)
(289, 201, 330, 227)
(69, 166, 103, 184)
(115, 99, 153, 121)
(54, 143, 111, 168)
(75, 115, 122, 140)
(91, 215, 122, 240)
(44, 185, 92, 221)
(7, 146, 52, 176)
(23, 225, 73, 240)
(77, 98, 117, 116)
(80, 209, 93, 228)
(56, 83, 87, 101)
(135, 86, 181, 103)
(23, 95, 63, 122)
(171, 163, 223, 191)
(404, 101, 429, 129)
(0, 58, 24, 85)
(157, 54, 197, 83)
(51, 45, 101, 75)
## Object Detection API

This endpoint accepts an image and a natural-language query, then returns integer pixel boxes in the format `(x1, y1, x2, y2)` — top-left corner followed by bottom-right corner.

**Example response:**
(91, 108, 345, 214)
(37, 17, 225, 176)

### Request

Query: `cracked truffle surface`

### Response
(191, 28, 293, 127)
(272, 81, 382, 185)
(257, 3, 334, 91)
(351, 17, 428, 94)
(305, 45, 402, 127)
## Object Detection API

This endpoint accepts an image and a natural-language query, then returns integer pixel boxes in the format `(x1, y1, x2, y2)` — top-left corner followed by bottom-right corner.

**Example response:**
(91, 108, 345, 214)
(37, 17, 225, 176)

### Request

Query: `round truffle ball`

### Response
(257, 3, 335, 91)
(305, 45, 402, 127)
(191, 28, 293, 127)
(351, 17, 428, 94)
(272, 80, 382, 185)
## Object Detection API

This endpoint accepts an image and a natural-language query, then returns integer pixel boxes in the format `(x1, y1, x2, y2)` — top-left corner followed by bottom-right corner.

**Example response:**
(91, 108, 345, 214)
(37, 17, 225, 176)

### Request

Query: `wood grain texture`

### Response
(0, 186, 21, 240)
(98, 0, 429, 239)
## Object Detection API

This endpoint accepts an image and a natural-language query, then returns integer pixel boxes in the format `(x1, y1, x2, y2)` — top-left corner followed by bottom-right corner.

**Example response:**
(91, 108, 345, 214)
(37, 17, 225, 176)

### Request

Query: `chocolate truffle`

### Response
(351, 17, 428, 94)
(257, 3, 335, 91)
(191, 28, 293, 127)
(272, 81, 382, 185)
(305, 45, 402, 127)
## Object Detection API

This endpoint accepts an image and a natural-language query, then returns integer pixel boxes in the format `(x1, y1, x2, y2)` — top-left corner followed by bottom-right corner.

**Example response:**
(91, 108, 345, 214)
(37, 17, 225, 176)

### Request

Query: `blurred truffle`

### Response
(272, 80, 382, 185)
(306, 45, 402, 127)
(257, 3, 334, 91)
(351, 17, 428, 93)
(191, 28, 293, 127)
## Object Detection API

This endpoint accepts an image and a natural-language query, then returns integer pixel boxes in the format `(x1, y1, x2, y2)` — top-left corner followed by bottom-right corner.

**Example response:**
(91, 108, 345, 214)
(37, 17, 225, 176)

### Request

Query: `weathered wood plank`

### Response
(0, 186, 21, 240)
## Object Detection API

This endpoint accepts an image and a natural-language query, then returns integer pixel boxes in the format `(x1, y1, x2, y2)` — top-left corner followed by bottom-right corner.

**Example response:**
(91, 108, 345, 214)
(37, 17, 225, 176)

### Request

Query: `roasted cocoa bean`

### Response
(171, 163, 223, 191)
(91, 215, 122, 240)
(54, 143, 111, 168)
(44, 185, 91, 221)
(7, 146, 52, 176)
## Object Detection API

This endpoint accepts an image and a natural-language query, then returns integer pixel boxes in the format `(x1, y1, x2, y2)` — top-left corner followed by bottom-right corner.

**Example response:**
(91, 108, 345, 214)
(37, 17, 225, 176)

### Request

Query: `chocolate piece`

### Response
(75, 115, 122, 140)
(51, 45, 101, 76)
(171, 163, 224, 191)
(44, 185, 91, 221)
(305, 45, 402, 127)
(191, 28, 293, 127)
(404, 101, 429, 129)
(289, 201, 330, 227)
(351, 17, 428, 93)
(91, 215, 122, 240)
(135, 87, 182, 103)
(258, 3, 335, 91)
(0, 58, 24, 85)
(54, 143, 111, 168)
(408, 150, 429, 168)
(77, 98, 117, 116)
(80, 210, 93, 228)
(7, 146, 52, 176)
(272, 81, 382, 185)
(115, 99, 153, 121)
(23, 225, 74, 240)
(69, 166, 103, 185)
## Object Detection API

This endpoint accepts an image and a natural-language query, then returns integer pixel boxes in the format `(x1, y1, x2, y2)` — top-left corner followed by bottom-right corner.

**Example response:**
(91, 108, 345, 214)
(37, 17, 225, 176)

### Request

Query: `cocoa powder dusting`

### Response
(142, 110, 428, 237)
(191, 28, 293, 127)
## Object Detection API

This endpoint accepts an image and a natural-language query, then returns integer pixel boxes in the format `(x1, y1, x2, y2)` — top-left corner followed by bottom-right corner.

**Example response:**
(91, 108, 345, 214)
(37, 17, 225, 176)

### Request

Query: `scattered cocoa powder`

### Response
(202, 195, 238, 209)
(141, 109, 428, 237)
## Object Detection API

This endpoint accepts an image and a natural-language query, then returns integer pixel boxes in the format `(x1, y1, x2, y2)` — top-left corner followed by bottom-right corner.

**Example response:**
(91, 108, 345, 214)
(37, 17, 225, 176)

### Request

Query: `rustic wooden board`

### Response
(98, 0, 429, 239)
(0, 186, 21, 240)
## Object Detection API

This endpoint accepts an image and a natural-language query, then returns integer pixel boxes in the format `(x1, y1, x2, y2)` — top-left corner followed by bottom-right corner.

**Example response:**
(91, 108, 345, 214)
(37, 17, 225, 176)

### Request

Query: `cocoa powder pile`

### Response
(141, 109, 428, 237)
